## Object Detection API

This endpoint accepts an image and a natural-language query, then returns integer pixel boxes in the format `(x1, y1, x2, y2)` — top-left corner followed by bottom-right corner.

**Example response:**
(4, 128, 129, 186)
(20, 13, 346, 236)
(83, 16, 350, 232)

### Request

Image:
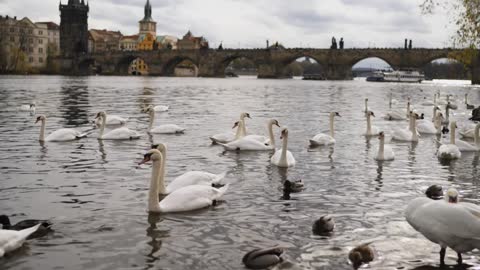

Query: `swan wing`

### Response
(210, 132, 236, 144)
(221, 137, 272, 151)
(102, 127, 140, 140)
(159, 184, 228, 213)
(392, 127, 412, 141)
(150, 124, 185, 134)
(416, 121, 437, 134)
(455, 139, 478, 152)
(244, 134, 269, 144)
(384, 110, 405, 120)
(437, 144, 461, 159)
(0, 224, 40, 257)
(46, 128, 81, 142)
(310, 133, 335, 146)
(154, 105, 169, 112)
(166, 171, 227, 193)
(106, 115, 127, 125)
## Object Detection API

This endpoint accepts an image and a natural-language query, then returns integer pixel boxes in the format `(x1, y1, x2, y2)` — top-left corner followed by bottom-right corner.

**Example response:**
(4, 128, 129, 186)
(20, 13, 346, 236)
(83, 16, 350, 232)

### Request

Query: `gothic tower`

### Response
(139, 0, 156, 37)
(59, 0, 89, 57)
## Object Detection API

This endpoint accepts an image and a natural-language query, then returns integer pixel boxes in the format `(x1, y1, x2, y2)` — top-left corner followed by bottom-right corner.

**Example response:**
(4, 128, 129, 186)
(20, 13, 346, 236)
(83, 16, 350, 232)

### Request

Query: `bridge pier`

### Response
(257, 63, 290, 79)
(472, 55, 480, 85)
(325, 64, 352, 80)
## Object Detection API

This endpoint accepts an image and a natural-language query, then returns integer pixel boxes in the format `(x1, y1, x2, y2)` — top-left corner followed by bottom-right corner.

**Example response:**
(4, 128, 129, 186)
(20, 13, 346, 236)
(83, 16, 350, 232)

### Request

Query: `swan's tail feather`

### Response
(209, 137, 220, 144)
(212, 172, 227, 185)
(18, 223, 41, 240)
(213, 183, 229, 199)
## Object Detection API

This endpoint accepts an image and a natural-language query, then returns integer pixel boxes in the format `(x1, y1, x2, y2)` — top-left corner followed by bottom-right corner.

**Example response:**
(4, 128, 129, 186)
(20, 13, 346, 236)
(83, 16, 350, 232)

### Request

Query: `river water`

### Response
(0, 75, 479, 270)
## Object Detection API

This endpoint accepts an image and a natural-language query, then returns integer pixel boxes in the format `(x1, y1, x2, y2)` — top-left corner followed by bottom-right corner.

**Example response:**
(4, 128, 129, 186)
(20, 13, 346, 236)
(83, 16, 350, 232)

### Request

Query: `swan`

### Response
(210, 121, 245, 144)
(139, 149, 229, 213)
(388, 93, 398, 109)
(242, 247, 284, 269)
(384, 100, 409, 121)
(309, 112, 341, 146)
(0, 223, 41, 257)
(96, 111, 140, 140)
(417, 111, 442, 134)
(405, 188, 480, 266)
(35, 115, 88, 142)
(143, 104, 169, 112)
(152, 143, 227, 194)
(441, 102, 452, 125)
(239, 112, 251, 135)
(243, 119, 280, 145)
(146, 107, 185, 134)
(94, 113, 127, 126)
(348, 243, 375, 269)
(312, 215, 335, 235)
(374, 131, 395, 161)
(421, 94, 437, 106)
(271, 127, 296, 168)
(364, 111, 380, 136)
(455, 123, 480, 152)
(363, 98, 370, 113)
(219, 120, 275, 151)
(0, 215, 52, 239)
(392, 112, 419, 142)
(437, 121, 461, 159)
(459, 122, 477, 138)
(19, 103, 35, 114)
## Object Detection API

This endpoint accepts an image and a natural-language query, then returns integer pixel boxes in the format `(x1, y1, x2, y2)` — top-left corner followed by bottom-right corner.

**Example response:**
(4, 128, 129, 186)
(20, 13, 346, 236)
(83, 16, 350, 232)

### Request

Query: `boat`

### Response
(366, 69, 425, 83)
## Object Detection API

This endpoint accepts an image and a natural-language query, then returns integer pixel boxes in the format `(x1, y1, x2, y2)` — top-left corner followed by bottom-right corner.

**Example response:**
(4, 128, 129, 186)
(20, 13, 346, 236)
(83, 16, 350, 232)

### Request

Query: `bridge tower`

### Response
(139, 0, 156, 37)
(59, 0, 89, 58)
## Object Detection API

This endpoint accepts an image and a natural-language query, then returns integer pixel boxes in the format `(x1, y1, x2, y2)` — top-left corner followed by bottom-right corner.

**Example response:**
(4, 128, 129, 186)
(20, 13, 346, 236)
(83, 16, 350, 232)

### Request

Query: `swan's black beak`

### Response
(138, 153, 152, 165)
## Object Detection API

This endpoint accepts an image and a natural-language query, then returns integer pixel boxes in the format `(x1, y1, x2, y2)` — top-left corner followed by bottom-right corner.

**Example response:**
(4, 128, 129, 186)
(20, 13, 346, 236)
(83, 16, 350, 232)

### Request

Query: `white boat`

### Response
(367, 69, 425, 83)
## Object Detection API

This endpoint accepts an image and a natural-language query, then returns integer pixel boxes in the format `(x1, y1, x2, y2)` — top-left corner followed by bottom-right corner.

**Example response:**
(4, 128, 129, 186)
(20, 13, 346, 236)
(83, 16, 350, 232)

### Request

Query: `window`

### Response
(29, 57, 33, 63)
(9, 36, 14, 42)
(38, 47, 43, 53)
(38, 30, 43, 35)
(38, 39, 43, 44)
(28, 29, 33, 34)
(9, 27, 14, 33)
(39, 57, 43, 63)
(29, 47, 33, 53)
(29, 38, 33, 44)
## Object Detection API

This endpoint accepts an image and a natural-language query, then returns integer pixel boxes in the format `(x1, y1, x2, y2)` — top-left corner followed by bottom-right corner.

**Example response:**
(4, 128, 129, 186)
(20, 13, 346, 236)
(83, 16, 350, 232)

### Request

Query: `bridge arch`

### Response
(280, 54, 325, 78)
(349, 55, 395, 70)
(162, 56, 199, 77)
(78, 58, 97, 75)
(422, 57, 469, 80)
(216, 54, 258, 77)
(116, 55, 150, 75)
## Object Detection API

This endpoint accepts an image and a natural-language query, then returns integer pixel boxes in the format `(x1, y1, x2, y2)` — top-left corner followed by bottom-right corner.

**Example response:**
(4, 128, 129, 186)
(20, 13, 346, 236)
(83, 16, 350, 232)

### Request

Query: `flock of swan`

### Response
(3, 91, 480, 269)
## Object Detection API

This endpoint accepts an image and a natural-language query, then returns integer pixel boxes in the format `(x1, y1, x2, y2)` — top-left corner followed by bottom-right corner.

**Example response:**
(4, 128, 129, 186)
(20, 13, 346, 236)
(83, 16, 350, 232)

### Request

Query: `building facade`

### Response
(120, 35, 138, 51)
(88, 29, 122, 53)
(177, 31, 208, 50)
(0, 16, 50, 72)
(59, 0, 89, 57)
(36, 22, 60, 56)
(138, 33, 155, 51)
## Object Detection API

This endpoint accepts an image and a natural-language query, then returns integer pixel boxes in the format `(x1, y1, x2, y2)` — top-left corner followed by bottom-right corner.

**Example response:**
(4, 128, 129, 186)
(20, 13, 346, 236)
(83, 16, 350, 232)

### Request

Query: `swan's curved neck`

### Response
(235, 121, 245, 139)
(148, 111, 155, 130)
(377, 137, 385, 160)
(408, 113, 413, 131)
(329, 114, 335, 138)
(268, 122, 276, 148)
(450, 124, 456, 144)
(241, 119, 247, 136)
(406, 102, 410, 118)
(366, 113, 372, 135)
(411, 116, 418, 141)
(39, 119, 46, 141)
(434, 113, 442, 131)
(475, 124, 480, 148)
(432, 106, 438, 122)
(158, 150, 167, 194)
(99, 115, 106, 138)
(279, 134, 288, 165)
(445, 106, 450, 121)
(364, 99, 368, 111)
(148, 156, 163, 212)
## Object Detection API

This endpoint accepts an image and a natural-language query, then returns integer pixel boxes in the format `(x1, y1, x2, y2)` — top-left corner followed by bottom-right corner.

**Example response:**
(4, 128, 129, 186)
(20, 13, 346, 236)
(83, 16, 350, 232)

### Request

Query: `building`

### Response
(156, 35, 178, 50)
(88, 29, 122, 53)
(137, 32, 155, 51)
(177, 30, 208, 50)
(0, 15, 50, 72)
(36, 22, 60, 56)
(120, 35, 138, 51)
(128, 58, 148, 75)
(139, 0, 156, 37)
(59, 0, 89, 57)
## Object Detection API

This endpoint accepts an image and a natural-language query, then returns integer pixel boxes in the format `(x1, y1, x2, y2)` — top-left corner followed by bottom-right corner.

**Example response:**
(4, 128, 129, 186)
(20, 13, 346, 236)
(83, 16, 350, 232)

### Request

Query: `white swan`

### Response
(459, 122, 477, 138)
(243, 119, 280, 145)
(94, 113, 127, 126)
(364, 111, 380, 136)
(437, 121, 461, 159)
(384, 100, 410, 121)
(388, 93, 398, 109)
(146, 107, 185, 134)
(96, 111, 140, 140)
(210, 121, 245, 144)
(143, 104, 169, 112)
(405, 188, 480, 266)
(19, 103, 35, 114)
(153, 143, 227, 194)
(421, 94, 437, 106)
(392, 112, 419, 142)
(35, 115, 88, 142)
(455, 123, 480, 152)
(139, 149, 229, 213)
(442, 102, 451, 125)
(309, 112, 341, 146)
(374, 132, 394, 161)
(238, 112, 251, 135)
(271, 127, 296, 168)
(219, 119, 276, 151)
(0, 223, 41, 257)
(417, 111, 442, 134)
(363, 98, 370, 113)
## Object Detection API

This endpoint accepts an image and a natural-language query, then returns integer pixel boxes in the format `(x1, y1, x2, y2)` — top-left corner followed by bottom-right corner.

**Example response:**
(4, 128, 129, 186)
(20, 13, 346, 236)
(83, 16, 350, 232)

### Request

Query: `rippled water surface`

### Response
(1, 75, 480, 270)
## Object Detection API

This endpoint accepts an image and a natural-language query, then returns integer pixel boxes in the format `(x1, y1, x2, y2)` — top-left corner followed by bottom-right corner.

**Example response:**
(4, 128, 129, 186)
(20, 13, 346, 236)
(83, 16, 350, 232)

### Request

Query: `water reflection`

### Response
(60, 84, 90, 126)
(145, 213, 168, 267)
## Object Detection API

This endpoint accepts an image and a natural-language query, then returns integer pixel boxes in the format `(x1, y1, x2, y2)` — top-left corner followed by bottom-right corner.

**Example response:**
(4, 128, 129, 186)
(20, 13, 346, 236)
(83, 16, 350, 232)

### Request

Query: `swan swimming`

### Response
(35, 115, 88, 142)
(405, 188, 480, 266)
(96, 111, 141, 140)
(417, 111, 443, 134)
(219, 119, 276, 151)
(309, 112, 341, 146)
(384, 100, 410, 121)
(364, 111, 380, 136)
(0, 223, 41, 257)
(139, 149, 229, 213)
(210, 121, 245, 144)
(454, 123, 480, 152)
(437, 121, 462, 159)
(271, 127, 296, 168)
(94, 113, 127, 126)
(152, 143, 227, 194)
(243, 119, 280, 145)
(374, 131, 394, 161)
(145, 106, 185, 134)
(143, 104, 169, 112)
(392, 112, 419, 142)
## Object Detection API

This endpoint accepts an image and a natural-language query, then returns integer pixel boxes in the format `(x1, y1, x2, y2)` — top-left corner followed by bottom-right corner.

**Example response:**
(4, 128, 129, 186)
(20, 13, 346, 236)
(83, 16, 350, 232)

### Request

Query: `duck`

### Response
(152, 143, 227, 194)
(210, 121, 245, 144)
(312, 215, 335, 235)
(35, 115, 88, 142)
(374, 131, 394, 161)
(405, 188, 480, 266)
(145, 106, 185, 134)
(271, 127, 296, 168)
(348, 243, 375, 269)
(392, 112, 420, 142)
(437, 121, 461, 159)
(0, 223, 41, 257)
(95, 111, 141, 140)
(309, 112, 341, 146)
(242, 246, 284, 269)
(425, 185, 443, 200)
(364, 111, 380, 136)
(284, 179, 304, 193)
(138, 149, 229, 213)
(0, 215, 52, 239)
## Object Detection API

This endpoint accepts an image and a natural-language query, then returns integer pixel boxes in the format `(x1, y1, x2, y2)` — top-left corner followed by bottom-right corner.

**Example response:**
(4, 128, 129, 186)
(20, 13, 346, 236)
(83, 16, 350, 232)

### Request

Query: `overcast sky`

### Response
(1, 0, 456, 50)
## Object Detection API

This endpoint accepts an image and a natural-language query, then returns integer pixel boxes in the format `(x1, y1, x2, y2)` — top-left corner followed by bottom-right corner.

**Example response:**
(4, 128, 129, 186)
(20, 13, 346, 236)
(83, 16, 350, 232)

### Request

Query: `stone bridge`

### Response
(64, 48, 480, 84)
